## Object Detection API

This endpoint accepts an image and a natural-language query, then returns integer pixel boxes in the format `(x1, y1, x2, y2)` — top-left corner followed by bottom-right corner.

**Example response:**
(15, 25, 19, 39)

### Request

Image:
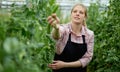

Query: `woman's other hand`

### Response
(48, 60, 65, 70)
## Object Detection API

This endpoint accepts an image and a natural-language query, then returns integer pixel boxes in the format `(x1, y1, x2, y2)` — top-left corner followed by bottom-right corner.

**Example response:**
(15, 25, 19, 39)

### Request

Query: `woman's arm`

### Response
(64, 60, 82, 68)
(47, 14, 61, 40)
(48, 60, 82, 70)
(79, 32, 94, 67)
(51, 25, 60, 40)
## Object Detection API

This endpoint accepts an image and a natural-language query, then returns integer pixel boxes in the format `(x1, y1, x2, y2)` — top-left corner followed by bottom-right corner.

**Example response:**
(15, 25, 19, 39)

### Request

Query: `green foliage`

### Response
(1, 0, 120, 72)
(0, 0, 59, 72)
(87, 0, 120, 72)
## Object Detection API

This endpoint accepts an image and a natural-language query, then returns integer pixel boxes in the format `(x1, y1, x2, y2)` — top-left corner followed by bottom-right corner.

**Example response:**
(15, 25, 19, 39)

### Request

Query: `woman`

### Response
(47, 3, 94, 72)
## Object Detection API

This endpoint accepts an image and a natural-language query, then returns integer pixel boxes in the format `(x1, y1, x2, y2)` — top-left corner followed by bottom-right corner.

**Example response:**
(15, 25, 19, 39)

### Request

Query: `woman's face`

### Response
(71, 5, 86, 24)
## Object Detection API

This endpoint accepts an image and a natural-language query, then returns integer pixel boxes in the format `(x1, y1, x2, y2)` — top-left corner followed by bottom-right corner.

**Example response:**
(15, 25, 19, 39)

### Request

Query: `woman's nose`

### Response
(76, 12, 80, 16)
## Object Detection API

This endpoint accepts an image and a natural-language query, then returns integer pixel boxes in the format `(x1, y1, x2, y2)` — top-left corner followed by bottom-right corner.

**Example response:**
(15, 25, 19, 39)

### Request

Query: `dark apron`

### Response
(53, 33, 87, 72)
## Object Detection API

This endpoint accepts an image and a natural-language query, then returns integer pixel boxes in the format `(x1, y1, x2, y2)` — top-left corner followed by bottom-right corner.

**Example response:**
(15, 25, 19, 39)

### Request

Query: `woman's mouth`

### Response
(74, 17, 80, 20)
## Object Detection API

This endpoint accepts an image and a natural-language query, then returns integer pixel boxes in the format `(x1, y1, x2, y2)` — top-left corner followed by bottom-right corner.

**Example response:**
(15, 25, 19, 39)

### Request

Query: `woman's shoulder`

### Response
(60, 22, 70, 27)
(58, 23, 70, 34)
(84, 27, 94, 36)
(59, 23, 70, 31)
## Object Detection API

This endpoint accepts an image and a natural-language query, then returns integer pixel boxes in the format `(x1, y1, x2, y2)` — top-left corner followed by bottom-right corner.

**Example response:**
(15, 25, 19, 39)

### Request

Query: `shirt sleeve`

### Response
(79, 32, 94, 67)
(51, 25, 65, 40)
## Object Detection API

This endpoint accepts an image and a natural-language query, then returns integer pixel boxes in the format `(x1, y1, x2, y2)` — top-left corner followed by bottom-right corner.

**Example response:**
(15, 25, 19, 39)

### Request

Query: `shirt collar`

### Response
(68, 23, 86, 36)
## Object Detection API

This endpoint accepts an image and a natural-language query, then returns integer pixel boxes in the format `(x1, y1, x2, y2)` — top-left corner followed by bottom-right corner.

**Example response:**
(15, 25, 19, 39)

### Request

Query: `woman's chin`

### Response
(73, 21, 81, 24)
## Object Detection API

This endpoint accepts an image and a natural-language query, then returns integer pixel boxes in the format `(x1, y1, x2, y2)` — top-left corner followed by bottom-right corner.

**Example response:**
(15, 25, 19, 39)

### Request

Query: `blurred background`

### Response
(0, 0, 109, 18)
(0, 0, 120, 72)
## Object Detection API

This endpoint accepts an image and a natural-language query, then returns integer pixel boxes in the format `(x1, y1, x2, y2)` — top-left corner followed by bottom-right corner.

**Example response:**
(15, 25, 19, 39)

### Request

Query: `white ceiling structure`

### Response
(0, 0, 109, 18)
(56, 0, 109, 18)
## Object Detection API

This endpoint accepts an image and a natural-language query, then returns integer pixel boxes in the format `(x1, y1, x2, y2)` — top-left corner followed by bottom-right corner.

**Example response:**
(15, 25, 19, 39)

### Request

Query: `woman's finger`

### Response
(53, 60, 58, 63)
(49, 64, 58, 70)
(48, 18, 55, 24)
(47, 16, 52, 21)
(52, 14, 60, 24)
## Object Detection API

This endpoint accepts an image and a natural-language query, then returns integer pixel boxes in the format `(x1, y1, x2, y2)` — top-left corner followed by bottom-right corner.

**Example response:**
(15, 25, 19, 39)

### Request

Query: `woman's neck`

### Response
(71, 22, 82, 35)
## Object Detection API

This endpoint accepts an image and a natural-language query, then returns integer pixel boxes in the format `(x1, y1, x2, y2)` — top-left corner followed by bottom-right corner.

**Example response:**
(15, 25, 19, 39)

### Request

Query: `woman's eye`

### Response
(73, 10, 77, 13)
(79, 11, 83, 14)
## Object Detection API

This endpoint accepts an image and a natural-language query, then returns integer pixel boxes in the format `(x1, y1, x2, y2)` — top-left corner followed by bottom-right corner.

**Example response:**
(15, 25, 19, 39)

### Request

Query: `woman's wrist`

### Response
(53, 24, 59, 30)
(52, 25, 60, 40)
(64, 61, 82, 68)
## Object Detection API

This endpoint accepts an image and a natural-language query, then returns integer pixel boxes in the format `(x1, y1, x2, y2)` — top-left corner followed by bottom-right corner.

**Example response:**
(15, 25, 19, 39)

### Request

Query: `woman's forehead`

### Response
(72, 5, 85, 12)
(73, 5, 84, 10)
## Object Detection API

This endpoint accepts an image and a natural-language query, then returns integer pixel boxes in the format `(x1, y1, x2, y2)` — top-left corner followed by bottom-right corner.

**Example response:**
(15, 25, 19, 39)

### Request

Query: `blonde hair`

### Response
(71, 4, 87, 26)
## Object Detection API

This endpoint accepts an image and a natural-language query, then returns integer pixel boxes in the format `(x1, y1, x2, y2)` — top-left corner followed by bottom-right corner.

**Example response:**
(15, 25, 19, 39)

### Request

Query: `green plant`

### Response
(87, 0, 120, 72)
(0, 0, 59, 72)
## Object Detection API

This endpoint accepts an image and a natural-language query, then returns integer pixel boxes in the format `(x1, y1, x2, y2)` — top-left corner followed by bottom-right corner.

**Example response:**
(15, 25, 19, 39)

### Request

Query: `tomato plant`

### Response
(0, 0, 59, 72)
(87, 0, 120, 72)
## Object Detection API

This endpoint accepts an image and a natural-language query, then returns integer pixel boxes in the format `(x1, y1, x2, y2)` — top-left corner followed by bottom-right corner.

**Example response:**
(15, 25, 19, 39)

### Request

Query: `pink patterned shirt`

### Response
(52, 22, 94, 67)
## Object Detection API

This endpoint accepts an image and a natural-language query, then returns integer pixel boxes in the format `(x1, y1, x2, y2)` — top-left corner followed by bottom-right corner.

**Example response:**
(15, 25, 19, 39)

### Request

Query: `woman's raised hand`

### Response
(47, 14, 60, 29)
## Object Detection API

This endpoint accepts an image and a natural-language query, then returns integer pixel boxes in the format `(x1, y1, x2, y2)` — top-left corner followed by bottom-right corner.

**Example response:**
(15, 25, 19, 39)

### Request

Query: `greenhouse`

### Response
(0, 0, 120, 72)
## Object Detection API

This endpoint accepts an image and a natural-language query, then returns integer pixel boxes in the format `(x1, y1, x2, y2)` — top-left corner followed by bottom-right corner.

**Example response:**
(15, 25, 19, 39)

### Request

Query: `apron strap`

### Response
(68, 33, 86, 44)
(68, 33, 71, 41)
(82, 35, 86, 43)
